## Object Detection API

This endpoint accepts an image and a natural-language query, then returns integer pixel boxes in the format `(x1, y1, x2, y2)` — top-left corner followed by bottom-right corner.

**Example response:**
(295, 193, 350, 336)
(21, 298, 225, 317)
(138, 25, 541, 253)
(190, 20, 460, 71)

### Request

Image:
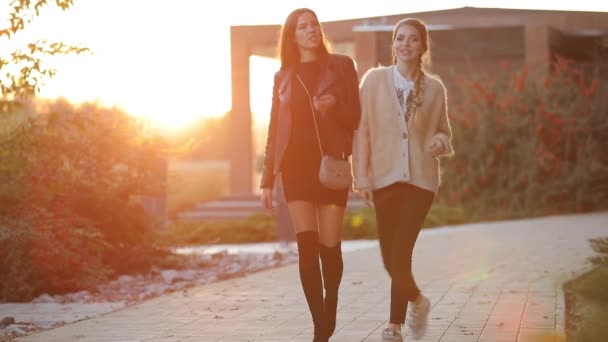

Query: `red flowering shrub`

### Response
(438, 57, 608, 221)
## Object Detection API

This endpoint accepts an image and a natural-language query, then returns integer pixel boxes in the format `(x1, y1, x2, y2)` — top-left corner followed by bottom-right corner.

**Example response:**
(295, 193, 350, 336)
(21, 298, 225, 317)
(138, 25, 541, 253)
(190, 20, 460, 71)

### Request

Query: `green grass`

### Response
(159, 214, 277, 246)
(161, 204, 473, 247)
(565, 265, 608, 342)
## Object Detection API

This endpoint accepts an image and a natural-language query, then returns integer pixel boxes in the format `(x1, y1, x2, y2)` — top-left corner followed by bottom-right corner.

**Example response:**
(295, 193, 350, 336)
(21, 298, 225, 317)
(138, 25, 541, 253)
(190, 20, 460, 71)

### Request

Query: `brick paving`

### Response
(16, 212, 608, 342)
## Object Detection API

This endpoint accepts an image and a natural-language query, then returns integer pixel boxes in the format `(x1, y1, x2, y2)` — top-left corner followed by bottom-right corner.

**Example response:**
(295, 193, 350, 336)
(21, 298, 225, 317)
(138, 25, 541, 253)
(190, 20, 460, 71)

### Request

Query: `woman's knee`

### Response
(318, 223, 342, 246)
(319, 235, 341, 247)
(317, 205, 345, 246)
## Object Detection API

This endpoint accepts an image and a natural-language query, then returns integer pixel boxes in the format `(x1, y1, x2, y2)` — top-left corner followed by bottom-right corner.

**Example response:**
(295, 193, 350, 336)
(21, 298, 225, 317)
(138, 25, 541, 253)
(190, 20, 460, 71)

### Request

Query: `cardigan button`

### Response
(402, 132, 408, 139)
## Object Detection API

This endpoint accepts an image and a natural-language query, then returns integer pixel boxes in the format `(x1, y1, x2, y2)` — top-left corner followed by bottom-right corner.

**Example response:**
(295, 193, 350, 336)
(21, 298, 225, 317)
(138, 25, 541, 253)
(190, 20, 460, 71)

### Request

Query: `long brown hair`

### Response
(392, 18, 432, 120)
(277, 8, 331, 70)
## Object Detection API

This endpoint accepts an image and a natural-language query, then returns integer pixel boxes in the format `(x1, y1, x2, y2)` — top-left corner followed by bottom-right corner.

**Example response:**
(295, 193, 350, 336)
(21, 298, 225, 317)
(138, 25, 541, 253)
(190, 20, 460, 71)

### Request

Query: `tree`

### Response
(1, 0, 89, 114)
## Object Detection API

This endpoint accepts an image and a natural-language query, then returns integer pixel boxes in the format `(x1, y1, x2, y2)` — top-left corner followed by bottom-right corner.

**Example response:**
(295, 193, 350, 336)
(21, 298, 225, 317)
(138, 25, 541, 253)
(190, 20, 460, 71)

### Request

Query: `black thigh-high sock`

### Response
(320, 242, 343, 337)
(296, 231, 327, 341)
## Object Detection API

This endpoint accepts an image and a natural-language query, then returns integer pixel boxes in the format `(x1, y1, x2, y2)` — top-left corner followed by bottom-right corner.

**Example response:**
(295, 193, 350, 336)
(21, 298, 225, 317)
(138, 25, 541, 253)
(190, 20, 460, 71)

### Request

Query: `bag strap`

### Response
(296, 73, 325, 158)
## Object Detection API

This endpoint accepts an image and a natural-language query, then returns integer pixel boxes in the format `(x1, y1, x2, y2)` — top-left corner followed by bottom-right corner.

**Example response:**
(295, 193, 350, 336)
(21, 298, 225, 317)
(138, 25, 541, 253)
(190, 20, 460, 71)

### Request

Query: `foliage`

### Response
(1, 0, 89, 113)
(2, 0, 75, 39)
(159, 215, 274, 246)
(437, 57, 608, 222)
(0, 213, 108, 301)
(589, 237, 608, 266)
(566, 237, 608, 342)
(0, 99, 169, 301)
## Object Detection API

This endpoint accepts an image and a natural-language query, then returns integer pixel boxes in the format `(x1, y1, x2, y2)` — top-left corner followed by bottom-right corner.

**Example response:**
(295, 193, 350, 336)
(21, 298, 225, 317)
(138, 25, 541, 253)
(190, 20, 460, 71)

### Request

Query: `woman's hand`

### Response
(261, 187, 275, 215)
(427, 136, 446, 156)
(359, 189, 374, 207)
(313, 94, 336, 115)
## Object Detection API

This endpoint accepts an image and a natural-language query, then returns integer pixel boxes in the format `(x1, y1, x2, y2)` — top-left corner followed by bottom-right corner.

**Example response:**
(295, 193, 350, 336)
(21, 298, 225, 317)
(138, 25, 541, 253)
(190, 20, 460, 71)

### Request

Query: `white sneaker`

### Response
(381, 327, 403, 341)
(408, 294, 431, 340)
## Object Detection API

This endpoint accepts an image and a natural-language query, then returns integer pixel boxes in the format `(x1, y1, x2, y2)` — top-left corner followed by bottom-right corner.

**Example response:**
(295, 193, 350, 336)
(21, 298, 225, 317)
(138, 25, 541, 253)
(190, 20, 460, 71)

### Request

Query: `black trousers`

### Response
(373, 182, 435, 324)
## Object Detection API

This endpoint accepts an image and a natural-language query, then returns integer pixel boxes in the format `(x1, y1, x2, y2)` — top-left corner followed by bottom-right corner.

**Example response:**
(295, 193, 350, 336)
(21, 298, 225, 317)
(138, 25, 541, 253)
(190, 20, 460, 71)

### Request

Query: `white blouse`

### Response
(393, 65, 415, 121)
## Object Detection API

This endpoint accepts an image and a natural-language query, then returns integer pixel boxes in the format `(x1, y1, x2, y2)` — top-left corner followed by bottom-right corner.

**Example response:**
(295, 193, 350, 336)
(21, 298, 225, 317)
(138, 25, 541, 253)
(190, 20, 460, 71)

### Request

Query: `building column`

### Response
(229, 27, 253, 196)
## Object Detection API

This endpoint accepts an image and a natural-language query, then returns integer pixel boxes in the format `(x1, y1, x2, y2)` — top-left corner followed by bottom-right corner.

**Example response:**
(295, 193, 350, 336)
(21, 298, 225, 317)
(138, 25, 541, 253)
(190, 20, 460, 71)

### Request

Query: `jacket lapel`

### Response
(276, 56, 337, 103)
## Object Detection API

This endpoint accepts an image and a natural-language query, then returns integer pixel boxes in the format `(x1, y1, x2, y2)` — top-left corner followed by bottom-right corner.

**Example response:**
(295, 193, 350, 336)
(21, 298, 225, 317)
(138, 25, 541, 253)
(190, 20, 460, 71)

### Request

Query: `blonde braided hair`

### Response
(405, 59, 425, 121)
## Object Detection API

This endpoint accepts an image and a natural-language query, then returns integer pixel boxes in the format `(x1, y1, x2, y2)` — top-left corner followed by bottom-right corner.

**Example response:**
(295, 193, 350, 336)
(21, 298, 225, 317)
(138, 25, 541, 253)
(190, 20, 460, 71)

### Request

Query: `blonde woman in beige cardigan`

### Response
(352, 18, 454, 341)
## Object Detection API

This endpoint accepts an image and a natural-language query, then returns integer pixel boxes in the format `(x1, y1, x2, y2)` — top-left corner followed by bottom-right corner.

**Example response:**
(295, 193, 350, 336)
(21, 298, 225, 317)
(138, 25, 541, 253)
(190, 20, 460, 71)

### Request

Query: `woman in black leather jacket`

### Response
(259, 8, 361, 342)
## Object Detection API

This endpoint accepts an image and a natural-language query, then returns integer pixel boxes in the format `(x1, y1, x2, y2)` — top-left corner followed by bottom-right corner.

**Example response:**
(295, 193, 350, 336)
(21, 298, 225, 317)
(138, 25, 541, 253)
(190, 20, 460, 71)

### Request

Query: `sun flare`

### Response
(35, 28, 279, 133)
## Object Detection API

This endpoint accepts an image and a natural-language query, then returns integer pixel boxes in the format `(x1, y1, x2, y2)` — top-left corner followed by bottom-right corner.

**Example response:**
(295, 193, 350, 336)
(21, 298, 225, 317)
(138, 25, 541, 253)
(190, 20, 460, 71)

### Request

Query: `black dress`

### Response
(280, 59, 349, 207)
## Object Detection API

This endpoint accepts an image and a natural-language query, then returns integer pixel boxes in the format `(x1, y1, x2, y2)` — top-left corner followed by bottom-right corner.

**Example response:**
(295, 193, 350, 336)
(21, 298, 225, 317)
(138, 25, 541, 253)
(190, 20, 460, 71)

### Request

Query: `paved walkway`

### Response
(16, 212, 608, 342)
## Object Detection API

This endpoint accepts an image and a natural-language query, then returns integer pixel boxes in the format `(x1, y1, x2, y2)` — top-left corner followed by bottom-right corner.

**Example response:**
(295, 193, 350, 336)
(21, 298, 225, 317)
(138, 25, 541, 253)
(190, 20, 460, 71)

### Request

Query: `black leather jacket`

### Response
(260, 54, 361, 189)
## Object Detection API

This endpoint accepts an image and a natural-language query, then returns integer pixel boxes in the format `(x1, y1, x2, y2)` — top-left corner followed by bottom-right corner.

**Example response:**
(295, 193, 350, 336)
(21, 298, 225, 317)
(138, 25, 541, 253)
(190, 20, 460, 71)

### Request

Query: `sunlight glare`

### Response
(21, 0, 233, 132)
(250, 55, 280, 125)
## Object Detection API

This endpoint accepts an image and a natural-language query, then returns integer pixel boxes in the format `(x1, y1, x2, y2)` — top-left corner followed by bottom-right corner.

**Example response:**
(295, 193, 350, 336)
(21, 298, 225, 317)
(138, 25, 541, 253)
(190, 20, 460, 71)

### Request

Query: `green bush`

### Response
(0, 100, 169, 301)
